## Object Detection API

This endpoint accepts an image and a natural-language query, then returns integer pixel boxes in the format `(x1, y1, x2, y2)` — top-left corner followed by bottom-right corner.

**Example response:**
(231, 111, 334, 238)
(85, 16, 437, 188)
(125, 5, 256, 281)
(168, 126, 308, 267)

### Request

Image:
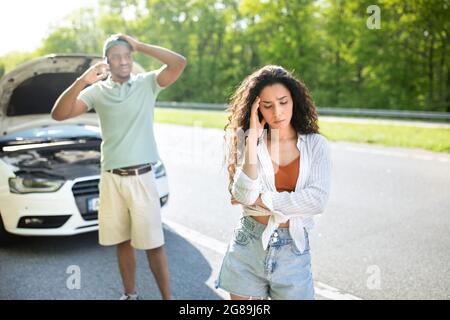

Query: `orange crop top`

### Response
(272, 156, 300, 192)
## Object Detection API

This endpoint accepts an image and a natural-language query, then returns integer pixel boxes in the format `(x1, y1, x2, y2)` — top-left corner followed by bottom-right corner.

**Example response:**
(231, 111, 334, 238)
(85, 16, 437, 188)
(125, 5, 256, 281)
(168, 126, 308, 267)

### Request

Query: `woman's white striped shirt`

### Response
(231, 131, 332, 253)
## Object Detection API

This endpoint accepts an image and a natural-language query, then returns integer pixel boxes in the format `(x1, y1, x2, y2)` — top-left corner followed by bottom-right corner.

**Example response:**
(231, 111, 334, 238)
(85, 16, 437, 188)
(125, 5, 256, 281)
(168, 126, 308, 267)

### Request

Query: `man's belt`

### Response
(107, 164, 152, 176)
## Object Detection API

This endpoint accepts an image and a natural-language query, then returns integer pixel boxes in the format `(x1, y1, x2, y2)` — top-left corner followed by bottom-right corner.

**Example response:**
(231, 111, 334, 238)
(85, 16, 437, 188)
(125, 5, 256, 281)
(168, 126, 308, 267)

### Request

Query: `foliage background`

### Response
(1, 0, 449, 112)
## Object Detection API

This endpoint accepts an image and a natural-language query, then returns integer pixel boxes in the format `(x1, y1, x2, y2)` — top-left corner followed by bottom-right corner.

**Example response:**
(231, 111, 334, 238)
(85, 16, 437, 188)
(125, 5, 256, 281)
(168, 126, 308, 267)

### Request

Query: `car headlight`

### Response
(9, 177, 65, 194)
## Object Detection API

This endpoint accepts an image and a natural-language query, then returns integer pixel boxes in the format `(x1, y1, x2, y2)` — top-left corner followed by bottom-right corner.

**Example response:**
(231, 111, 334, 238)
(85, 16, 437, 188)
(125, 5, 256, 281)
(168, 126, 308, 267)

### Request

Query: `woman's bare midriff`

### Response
(251, 215, 290, 227)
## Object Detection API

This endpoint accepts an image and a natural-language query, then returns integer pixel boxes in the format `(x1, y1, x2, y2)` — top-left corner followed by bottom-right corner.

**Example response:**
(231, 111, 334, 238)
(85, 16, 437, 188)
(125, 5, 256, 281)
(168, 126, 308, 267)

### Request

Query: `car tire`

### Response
(0, 214, 20, 245)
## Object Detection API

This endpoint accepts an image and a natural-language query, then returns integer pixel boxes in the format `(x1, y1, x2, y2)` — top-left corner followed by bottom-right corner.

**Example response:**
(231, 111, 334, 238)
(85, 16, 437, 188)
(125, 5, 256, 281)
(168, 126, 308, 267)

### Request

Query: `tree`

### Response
(37, 7, 105, 55)
(1, 0, 447, 111)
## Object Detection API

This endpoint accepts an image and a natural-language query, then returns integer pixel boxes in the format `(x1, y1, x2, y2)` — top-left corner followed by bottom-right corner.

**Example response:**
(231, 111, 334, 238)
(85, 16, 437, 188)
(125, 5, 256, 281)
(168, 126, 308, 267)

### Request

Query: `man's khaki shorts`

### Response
(98, 170, 164, 250)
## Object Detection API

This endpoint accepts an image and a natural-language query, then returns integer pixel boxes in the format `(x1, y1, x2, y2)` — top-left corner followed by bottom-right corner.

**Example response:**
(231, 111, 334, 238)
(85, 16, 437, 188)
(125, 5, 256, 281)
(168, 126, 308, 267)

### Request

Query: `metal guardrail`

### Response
(156, 101, 226, 111)
(317, 107, 450, 120)
(156, 101, 450, 121)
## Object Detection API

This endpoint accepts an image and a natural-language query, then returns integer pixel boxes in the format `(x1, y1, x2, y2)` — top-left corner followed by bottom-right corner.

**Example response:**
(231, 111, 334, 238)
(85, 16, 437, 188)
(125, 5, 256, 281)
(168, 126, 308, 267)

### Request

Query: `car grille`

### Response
(72, 179, 99, 221)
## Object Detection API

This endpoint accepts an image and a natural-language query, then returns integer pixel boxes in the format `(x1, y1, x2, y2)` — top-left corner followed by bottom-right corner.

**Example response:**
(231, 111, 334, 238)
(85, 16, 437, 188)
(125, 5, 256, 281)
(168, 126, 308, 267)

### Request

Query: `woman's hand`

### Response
(254, 195, 269, 210)
(249, 97, 266, 140)
(230, 195, 269, 210)
(231, 197, 240, 205)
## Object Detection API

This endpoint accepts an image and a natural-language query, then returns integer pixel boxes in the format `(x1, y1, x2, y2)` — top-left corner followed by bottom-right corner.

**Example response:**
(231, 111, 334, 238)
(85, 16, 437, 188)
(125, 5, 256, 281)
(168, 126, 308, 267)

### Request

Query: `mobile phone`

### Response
(101, 58, 110, 79)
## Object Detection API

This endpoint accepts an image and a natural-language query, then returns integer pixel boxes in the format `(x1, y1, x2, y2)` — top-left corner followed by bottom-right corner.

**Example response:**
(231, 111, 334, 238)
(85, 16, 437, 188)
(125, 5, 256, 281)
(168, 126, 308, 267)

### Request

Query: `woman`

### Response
(216, 65, 331, 300)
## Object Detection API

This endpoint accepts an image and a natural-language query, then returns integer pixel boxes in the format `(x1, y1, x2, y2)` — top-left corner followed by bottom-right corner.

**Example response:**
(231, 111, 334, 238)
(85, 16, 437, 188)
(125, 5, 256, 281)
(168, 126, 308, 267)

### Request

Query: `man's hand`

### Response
(115, 33, 141, 52)
(79, 62, 110, 85)
(114, 34, 186, 88)
(51, 62, 107, 121)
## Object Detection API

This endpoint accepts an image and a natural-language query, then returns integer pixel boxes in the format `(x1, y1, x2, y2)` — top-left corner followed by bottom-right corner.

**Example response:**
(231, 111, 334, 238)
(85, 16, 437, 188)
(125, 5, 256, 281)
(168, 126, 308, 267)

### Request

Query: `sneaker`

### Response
(119, 293, 140, 300)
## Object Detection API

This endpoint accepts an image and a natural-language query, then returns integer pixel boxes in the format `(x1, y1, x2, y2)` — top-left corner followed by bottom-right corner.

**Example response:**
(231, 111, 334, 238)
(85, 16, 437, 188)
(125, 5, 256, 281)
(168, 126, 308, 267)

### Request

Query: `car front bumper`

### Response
(0, 175, 169, 236)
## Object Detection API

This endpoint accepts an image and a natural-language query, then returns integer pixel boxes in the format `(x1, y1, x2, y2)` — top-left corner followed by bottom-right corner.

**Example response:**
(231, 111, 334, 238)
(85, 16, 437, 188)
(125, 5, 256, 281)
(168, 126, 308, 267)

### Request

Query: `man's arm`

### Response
(51, 62, 109, 121)
(118, 34, 187, 88)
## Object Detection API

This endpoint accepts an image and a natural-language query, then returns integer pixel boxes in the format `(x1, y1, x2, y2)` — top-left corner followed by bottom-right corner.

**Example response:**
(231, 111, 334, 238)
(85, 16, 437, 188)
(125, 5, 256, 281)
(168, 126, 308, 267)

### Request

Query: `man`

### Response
(51, 34, 186, 300)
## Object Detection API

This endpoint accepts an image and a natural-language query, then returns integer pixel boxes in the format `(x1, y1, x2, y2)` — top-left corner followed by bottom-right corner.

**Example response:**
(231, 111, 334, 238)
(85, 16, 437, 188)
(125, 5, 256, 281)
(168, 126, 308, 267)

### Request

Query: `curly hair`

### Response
(224, 65, 319, 195)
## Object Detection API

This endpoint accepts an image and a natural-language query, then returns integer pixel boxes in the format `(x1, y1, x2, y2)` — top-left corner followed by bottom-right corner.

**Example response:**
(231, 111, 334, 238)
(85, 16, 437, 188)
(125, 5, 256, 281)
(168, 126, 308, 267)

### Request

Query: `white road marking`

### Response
(314, 282, 363, 300)
(162, 219, 229, 300)
(163, 218, 228, 255)
(163, 218, 363, 300)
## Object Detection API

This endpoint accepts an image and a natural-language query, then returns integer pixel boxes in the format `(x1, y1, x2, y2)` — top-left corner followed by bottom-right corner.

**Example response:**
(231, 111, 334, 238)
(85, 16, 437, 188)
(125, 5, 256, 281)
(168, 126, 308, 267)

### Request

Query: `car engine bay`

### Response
(1, 142, 101, 180)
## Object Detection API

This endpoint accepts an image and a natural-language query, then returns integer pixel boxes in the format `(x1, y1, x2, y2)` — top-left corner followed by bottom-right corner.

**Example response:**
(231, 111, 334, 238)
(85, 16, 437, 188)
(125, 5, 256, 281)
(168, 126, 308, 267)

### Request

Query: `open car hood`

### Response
(0, 54, 144, 135)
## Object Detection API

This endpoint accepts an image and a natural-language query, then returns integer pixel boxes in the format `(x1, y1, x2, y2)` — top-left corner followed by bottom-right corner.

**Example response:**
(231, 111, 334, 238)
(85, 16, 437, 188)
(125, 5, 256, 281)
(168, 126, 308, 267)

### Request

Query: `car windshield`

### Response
(0, 125, 101, 145)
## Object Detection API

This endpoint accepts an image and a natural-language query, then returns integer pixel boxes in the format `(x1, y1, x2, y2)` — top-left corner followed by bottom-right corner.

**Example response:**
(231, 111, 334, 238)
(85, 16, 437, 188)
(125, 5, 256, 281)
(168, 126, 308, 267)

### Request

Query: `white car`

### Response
(0, 55, 169, 242)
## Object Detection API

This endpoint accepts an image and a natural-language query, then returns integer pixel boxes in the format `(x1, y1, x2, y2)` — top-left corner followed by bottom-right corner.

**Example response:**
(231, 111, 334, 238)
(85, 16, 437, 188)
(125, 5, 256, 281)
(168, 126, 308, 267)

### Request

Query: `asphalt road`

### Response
(0, 123, 449, 300)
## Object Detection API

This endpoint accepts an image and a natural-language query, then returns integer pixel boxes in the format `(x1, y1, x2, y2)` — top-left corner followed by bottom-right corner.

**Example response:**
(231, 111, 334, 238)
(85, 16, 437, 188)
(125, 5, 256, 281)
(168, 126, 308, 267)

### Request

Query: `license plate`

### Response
(87, 198, 100, 212)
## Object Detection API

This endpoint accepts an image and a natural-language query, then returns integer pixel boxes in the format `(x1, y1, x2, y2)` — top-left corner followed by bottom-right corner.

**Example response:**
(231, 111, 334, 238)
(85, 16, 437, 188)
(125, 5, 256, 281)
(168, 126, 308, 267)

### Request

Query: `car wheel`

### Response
(0, 214, 20, 245)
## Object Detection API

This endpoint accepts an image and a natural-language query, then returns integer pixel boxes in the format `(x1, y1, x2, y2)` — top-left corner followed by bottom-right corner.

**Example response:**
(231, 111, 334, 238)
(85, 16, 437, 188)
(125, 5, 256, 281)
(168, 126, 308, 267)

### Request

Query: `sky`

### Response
(1, 0, 99, 55)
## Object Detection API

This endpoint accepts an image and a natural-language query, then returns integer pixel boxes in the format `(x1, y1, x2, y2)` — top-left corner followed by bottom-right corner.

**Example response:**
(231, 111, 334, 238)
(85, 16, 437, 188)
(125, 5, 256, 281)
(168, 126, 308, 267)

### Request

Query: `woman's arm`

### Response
(231, 135, 261, 205)
(231, 98, 268, 206)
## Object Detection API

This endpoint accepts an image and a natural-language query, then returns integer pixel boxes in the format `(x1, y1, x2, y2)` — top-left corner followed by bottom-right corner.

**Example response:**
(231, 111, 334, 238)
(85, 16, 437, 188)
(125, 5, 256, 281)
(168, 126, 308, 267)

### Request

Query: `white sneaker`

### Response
(119, 293, 140, 300)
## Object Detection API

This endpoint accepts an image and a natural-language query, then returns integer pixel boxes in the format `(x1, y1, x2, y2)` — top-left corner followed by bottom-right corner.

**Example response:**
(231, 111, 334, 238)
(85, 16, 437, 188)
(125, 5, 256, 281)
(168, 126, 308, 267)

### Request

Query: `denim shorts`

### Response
(215, 216, 314, 300)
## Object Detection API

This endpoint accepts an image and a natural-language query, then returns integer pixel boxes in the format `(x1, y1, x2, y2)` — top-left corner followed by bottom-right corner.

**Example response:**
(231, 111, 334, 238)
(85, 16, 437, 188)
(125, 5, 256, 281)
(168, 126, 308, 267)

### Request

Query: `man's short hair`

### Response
(103, 35, 132, 58)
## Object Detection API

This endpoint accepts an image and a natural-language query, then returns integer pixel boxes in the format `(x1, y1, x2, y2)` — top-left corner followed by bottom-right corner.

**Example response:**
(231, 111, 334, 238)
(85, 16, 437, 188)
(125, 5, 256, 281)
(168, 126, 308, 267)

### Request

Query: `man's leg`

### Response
(146, 245, 171, 299)
(117, 240, 136, 295)
(98, 172, 133, 297)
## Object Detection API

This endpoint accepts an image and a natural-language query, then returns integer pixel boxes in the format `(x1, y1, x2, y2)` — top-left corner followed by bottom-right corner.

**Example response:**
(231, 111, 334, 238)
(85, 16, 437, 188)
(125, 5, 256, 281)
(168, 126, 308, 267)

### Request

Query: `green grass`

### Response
(319, 122, 450, 152)
(155, 108, 450, 153)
